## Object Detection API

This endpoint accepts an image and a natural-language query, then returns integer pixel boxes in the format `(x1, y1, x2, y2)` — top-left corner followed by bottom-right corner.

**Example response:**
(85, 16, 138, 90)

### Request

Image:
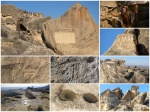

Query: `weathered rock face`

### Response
(100, 59, 149, 83)
(100, 1, 149, 28)
(100, 86, 149, 111)
(104, 29, 149, 56)
(1, 57, 49, 83)
(51, 56, 99, 83)
(100, 89, 120, 110)
(1, 3, 99, 55)
(51, 84, 99, 111)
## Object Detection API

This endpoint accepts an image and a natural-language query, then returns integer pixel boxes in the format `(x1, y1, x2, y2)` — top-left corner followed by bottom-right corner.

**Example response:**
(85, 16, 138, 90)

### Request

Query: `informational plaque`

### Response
(54, 28, 75, 44)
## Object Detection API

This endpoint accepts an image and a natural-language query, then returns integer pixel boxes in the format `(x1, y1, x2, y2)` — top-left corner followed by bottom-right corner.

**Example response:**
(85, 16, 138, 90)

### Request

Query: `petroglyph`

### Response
(1, 57, 49, 83)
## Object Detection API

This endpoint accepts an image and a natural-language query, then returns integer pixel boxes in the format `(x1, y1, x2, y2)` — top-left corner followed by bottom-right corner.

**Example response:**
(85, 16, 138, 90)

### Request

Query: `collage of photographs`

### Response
(1, 0, 149, 111)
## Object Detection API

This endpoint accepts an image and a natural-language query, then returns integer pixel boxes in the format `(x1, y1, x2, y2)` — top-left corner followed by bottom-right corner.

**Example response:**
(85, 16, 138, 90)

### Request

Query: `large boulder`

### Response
(131, 92, 147, 105)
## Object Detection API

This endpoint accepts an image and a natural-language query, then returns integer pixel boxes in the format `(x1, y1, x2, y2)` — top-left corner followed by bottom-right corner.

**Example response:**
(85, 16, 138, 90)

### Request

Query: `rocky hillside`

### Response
(100, 86, 149, 111)
(100, 1, 149, 28)
(27, 85, 49, 93)
(1, 88, 49, 111)
(51, 56, 99, 83)
(1, 3, 99, 55)
(100, 59, 149, 83)
(104, 29, 149, 55)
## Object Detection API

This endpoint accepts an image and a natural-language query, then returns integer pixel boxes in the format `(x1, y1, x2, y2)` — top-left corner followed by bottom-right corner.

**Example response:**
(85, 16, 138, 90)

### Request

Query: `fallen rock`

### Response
(100, 58, 149, 83)
(25, 92, 36, 99)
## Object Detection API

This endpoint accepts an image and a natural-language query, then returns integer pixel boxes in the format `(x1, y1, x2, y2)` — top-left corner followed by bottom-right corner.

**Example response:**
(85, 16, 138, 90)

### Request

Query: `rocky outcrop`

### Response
(51, 84, 99, 111)
(100, 86, 149, 111)
(100, 59, 149, 83)
(1, 3, 99, 55)
(1, 57, 49, 83)
(100, 1, 149, 28)
(51, 56, 99, 83)
(100, 89, 120, 110)
(25, 92, 36, 99)
(104, 29, 149, 55)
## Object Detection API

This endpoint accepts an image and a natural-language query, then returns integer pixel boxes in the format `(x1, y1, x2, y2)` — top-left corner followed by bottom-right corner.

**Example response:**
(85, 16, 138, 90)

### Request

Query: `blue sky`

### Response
(100, 29, 126, 55)
(100, 84, 149, 94)
(100, 56, 149, 66)
(1, 1, 99, 24)
(1, 84, 48, 88)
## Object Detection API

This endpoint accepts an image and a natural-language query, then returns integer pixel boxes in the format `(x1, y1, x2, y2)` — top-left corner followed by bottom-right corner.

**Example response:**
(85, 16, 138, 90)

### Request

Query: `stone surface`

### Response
(1, 57, 49, 83)
(51, 84, 99, 111)
(51, 56, 99, 83)
(100, 89, 120, 110)
(103, 29, 149, 56)
(1, 2, 99, 55)
(100, 59, 149, 83)
(100, 1, 149, 28)
(100, 86, 149, 111)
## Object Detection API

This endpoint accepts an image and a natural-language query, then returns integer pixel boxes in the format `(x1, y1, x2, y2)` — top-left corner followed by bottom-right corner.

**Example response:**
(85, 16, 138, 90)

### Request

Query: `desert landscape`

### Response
(1, 57, 49, 83)
(100, 85, 149, 111)
(1, 2, 99, 55)
(1, 84, 50, 111)
(100, 57, 149, 83)
(51, 56, 99, 83)
(51, 84, 99, 111)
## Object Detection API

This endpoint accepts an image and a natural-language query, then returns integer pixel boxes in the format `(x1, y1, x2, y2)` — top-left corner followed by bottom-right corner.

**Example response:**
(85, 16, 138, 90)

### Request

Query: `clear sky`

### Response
(1, 84, 48, 88)
(1, 1, 99, 24)
(100, 84, 149, 94)
(100, 29, 126, 55)
(100, 56, 149, 66)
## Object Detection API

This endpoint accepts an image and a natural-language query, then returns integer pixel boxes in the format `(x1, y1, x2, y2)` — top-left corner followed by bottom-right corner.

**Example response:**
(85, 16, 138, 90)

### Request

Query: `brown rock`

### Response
(103, 29, 149, 56)
(1, 57, 50, 83)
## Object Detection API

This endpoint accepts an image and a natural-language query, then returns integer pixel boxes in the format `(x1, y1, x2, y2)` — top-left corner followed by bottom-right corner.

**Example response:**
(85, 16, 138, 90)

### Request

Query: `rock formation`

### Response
(103, 29, 149, 55)
(51, 84, 99, 111)
(100, 59, 149, 83)
(1, 3, 99, 55)
(100, 1, 149, 28)
(51, 56, 99, 83)
(1, 57, 49, 83)
(100, 86, 149, 111)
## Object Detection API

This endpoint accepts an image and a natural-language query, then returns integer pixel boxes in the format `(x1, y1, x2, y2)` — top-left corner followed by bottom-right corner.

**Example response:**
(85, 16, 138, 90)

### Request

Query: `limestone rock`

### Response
(6, 18, 16, 25)
(100, 89, 120, 111)
(1, 4, 18, 18)
(1, 57, 49, 83)
(131, 92, 147, 105)
(1, 3, 99, 55)
(100, 86, 149, 111)
(103, 29, 149, 56)
(133, 104, 149, 111)
(51, 84, 99, 111)
(100, 1, 149, 28)
(51, 56, 99, 83)
(115, 104, 133, 111)
(100, 59, 149, 83)
(25, 92, 36, 99)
